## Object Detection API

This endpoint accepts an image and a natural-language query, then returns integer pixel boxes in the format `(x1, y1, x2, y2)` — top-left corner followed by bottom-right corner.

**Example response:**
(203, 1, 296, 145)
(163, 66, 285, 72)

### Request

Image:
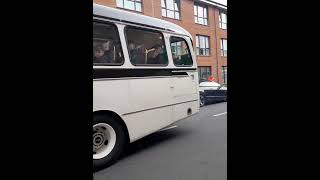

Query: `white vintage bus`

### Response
(93, 3, 199, 169)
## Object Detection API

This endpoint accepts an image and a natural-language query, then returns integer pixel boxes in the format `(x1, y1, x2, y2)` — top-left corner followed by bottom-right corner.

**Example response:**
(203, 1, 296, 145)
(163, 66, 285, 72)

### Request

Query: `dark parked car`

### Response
(199, 81, 227, 107)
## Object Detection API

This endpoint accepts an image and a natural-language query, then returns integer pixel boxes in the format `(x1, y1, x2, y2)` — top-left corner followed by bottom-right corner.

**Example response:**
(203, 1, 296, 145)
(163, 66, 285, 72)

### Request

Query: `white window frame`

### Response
(161, 0, 181, 20)
(116, 0, 143, 12)
(196, 35, 210, 56)
(220, 39, 227, 57)
(222, 67, 227, 84)
(194, 4, 208, 25)
(219, 11, 227, 30)
(198, 66, 212, 81)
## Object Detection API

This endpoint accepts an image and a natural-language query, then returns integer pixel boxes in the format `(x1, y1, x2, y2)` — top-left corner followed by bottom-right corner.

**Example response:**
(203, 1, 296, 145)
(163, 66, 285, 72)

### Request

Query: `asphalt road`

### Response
(94, 102, 227, 180)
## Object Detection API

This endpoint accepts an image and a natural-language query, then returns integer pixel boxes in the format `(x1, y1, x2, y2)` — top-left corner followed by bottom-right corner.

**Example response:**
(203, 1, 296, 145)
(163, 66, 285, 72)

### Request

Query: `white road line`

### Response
(213, 112, 227, 117)
(159, 125, 178, 132)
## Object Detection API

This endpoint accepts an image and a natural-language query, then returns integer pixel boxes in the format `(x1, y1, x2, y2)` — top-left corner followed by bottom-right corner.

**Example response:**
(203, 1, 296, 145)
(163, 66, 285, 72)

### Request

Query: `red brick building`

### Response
(93, 0, 227, 84)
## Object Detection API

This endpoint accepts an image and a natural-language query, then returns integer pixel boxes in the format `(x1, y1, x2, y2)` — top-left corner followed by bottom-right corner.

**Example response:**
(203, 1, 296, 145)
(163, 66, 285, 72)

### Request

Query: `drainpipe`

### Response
(222, 65, 226, 84)
(213, 8, 220, 83)
(151, 0, 155, 17)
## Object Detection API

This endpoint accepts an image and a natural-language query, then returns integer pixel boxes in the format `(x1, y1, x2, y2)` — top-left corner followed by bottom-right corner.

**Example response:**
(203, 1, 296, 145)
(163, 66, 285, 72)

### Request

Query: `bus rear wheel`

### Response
(93, 114, 126, 171)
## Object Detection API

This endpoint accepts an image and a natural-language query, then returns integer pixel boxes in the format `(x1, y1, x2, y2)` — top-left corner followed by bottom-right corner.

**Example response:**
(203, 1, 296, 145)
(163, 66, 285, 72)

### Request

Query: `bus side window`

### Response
(170, 37, 193, 66)
(93, 22, 124, 66)
(125, 26, 168, 66)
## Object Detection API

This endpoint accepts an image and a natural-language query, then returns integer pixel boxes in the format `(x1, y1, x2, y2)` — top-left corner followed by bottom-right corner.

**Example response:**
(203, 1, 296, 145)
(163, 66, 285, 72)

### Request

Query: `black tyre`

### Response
(93, 114, 126, 171)
(200, 93, 206, 107)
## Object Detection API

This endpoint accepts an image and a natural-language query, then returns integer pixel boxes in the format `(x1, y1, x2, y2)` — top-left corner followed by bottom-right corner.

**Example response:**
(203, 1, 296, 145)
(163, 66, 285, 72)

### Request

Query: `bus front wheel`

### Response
(93, 114, 126, 171)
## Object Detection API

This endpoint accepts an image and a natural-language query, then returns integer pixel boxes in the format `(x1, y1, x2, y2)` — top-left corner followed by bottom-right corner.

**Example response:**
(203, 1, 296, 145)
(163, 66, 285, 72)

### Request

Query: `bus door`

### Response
(169, 36, 198, 121)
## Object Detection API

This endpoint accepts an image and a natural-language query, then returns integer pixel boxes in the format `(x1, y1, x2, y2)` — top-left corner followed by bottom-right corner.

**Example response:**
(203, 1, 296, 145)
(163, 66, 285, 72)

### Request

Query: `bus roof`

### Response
(93, 3, 193, 38)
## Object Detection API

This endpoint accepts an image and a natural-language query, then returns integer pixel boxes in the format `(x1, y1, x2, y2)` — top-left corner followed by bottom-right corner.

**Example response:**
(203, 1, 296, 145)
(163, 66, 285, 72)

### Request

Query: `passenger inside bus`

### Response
(128, 41, 145, 65)
(93, 39, 123, 64)
(148, 44, 167, 64)
(101, 41, 114, 63)
(93, 45, 105, 64)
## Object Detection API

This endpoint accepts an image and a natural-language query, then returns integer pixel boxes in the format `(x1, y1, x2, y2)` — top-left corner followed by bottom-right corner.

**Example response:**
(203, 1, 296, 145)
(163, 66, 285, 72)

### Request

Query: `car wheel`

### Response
(93, 114, 126, 171)
(200, 93, 206, 107)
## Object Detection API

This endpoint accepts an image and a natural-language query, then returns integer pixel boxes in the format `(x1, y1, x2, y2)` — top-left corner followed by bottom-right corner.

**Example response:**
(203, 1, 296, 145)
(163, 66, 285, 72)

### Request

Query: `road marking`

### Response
(159, 125, 178, 132)
(213, 112, 227, 117)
